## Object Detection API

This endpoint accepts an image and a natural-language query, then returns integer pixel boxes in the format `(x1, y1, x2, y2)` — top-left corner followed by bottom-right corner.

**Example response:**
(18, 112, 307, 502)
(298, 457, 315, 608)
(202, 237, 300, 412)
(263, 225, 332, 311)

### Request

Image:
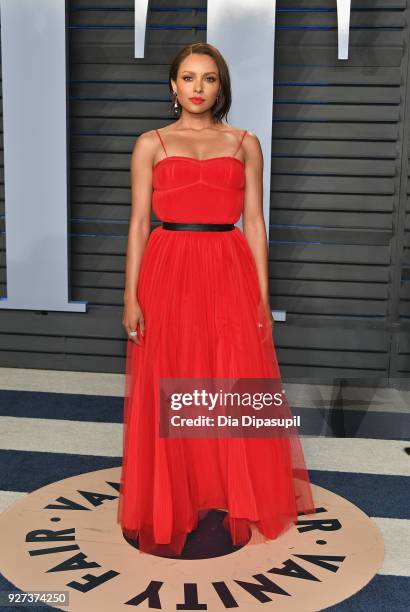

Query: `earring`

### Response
(172, 91, 179, 114)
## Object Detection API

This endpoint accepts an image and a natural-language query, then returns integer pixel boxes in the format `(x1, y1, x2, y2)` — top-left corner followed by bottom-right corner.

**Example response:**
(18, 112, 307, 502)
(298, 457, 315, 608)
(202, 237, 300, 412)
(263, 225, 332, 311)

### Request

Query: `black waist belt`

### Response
(162, 222, 235, 231)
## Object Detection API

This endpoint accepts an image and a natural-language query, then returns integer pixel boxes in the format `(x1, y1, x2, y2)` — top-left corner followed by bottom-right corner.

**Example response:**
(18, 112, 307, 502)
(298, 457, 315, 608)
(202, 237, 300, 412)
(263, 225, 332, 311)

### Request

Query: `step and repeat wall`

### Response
(0, 0, 408, 385)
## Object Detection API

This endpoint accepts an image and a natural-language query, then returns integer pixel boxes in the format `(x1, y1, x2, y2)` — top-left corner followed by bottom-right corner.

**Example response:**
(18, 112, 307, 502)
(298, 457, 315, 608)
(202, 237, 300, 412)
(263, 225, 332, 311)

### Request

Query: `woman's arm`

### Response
(122, 131, 156, 344)
(123, 131, 155, 304)
(242, 132, 273, 326)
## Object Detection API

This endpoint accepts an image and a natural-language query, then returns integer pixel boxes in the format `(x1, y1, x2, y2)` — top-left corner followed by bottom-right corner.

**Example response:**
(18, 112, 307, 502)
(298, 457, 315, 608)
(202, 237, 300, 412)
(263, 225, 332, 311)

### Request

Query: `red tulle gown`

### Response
(117, 128, 316, 556)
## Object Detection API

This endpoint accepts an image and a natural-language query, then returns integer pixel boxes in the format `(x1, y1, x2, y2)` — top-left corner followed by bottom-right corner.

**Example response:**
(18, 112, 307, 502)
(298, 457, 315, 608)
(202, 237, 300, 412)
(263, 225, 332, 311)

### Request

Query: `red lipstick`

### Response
(189, 97, 205, 104)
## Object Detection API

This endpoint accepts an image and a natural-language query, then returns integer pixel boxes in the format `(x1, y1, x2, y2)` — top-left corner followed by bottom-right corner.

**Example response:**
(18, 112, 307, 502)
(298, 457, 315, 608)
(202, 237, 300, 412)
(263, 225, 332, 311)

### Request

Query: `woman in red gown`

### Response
(117, 42, 315, 557)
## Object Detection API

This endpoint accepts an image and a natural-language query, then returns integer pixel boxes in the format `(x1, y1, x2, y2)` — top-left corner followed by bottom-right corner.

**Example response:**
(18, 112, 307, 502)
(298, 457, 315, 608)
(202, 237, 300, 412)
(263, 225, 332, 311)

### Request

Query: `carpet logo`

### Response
(0, 467, 384, 611)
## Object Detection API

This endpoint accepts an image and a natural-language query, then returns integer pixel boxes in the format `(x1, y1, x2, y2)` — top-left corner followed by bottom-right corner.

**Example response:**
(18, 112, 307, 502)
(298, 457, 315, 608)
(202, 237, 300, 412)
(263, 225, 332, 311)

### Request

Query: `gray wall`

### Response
(0, 0, 409, 386)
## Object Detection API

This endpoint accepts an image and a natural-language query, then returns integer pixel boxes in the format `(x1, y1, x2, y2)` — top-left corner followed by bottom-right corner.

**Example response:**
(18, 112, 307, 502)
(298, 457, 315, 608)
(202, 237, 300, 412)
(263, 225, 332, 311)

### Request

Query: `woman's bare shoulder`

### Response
(134, 129, 161, 147)
(224, 125, 259, 144)
(243, 130, 261, 151)
(131, 129, 162, 161)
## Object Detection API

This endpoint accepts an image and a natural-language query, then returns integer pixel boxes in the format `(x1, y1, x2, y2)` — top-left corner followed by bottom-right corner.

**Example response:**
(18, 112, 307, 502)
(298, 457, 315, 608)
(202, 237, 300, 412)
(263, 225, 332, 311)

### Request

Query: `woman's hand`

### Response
(122, 298, 145, 345)
(263, 300, 274, 328)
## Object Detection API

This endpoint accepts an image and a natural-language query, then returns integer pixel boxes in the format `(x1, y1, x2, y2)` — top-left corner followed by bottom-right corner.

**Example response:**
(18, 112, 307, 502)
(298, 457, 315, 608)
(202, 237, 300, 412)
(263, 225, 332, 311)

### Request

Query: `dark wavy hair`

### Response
(168, 43, 232, 123)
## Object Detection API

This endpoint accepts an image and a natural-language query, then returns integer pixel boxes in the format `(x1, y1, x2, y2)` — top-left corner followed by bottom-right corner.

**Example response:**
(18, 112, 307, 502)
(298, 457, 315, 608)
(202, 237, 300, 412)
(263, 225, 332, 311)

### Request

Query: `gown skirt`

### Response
(117, 132, 316, 557)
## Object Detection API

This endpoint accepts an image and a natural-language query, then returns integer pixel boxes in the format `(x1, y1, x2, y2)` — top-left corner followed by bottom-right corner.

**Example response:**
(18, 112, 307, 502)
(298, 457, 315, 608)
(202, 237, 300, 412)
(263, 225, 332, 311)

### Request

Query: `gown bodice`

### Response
(151, 130, 248, 224)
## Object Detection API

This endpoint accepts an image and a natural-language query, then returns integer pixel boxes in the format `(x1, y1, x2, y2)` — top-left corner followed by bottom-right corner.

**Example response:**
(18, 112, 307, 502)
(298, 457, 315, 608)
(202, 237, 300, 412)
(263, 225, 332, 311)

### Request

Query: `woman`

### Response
(117, 42, 315, 557)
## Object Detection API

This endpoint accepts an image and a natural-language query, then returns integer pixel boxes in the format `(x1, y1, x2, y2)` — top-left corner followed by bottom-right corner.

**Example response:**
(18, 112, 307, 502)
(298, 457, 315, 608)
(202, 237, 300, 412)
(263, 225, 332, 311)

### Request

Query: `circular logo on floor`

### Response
(0, 467, 384, 611)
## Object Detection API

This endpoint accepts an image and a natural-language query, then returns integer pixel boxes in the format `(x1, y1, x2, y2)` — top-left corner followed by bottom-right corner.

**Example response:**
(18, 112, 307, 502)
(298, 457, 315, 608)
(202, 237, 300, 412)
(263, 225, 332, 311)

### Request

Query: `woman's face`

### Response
(171, 53, 220, 116)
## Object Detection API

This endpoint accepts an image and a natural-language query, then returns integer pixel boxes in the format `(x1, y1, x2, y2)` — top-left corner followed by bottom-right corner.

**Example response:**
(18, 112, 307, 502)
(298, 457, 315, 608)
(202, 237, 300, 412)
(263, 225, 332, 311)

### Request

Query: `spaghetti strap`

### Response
(233, 129, 248, 156)
(155, 129, 168, 157)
